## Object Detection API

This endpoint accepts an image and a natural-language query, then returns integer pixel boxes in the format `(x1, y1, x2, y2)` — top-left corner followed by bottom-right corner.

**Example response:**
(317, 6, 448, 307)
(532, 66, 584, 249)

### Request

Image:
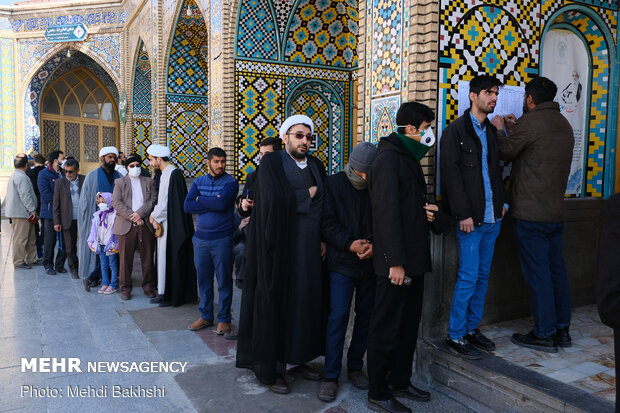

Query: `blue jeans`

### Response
(193, 235, 233, 323)
(513, 219, 571, 338)
(449, 220, 502, 339)
(99, 250, 119, 289)
(324, 272, 375, 380)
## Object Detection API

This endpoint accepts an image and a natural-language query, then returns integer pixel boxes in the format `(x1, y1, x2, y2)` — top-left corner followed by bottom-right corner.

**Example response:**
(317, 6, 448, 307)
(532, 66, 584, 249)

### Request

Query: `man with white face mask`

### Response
(112, 154, 157, 300)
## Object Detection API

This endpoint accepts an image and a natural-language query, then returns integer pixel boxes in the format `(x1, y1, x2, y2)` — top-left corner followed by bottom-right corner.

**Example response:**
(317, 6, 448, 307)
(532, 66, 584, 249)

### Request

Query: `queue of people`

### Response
(3, 74, 580, 413)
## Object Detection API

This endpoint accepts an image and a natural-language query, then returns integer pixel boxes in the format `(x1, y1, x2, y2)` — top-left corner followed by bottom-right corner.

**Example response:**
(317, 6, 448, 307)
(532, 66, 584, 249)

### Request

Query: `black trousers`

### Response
(367, 274, 424, 400)
(42, 218, 66, 270)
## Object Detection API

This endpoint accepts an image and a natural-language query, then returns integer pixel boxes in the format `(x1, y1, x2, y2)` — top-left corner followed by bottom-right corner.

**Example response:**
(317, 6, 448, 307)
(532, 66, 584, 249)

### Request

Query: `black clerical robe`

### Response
(163, 168, 197, 306)
(236, 150, 326, 385)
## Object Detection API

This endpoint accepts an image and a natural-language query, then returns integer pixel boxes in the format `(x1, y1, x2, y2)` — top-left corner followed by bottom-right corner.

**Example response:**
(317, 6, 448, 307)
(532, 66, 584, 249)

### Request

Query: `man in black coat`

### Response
(318, 142, 377, 402)
(26, 153, 46, 261)
(595, 192, 620, 413)
(236, 114, 326, 395)
(440, 75, 508, 360)
(366, 102, 450, 413)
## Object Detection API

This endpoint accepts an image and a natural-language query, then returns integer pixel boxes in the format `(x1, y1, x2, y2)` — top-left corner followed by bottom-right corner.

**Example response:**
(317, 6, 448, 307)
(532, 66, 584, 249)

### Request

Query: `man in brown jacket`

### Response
(53, 158, 85, 278)
(112, 154, 157, 300)
(492, 76, 574, 353)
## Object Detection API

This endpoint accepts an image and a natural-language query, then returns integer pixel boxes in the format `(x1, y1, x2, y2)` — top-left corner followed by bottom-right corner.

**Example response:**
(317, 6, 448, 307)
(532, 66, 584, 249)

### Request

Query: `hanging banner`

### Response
(542, 29, 589, 196)
(119, 90, 127, 124)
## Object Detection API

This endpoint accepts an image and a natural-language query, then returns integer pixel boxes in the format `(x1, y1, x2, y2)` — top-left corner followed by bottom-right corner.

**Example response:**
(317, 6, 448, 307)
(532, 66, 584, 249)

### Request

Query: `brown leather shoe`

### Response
(317, 381, 338, 402)
(268, 377, 289, 394)
(121, 291, 131, 300)
(216, 322, 231, 335)
(367, 397, 411, 413)
(296, 364, 322, 381)
(189, 318, 213, 331)
(348, 370, 369, 389)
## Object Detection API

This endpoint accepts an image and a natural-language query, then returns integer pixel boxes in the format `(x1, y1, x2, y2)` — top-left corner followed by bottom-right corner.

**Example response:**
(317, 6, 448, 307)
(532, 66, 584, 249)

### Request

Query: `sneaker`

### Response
(104, 286, 117, 295)
(98, 285, 109, 294)
(446, 336, 482, 360)
(511, 331, 558, 353)
(465, 328, 496, 351)
(552, 327, 571, 348)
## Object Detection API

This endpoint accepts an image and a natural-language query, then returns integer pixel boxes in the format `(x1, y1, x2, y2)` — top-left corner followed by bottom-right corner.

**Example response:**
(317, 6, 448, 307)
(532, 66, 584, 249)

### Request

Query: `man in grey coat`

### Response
(492, 76, 574, 353)
(5, 154, 38, 269)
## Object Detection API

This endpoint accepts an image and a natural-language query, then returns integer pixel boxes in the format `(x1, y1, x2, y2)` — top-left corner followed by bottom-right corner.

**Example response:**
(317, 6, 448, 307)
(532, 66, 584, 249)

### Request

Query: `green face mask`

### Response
(396, 134, 431, 161)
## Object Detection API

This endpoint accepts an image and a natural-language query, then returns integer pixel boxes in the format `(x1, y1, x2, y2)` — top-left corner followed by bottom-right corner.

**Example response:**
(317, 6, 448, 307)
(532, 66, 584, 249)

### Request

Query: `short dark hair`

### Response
(64, 158, 79, 169)
(14, 154, 28, 169)
(525, 76, 557, 105)
(396, 102, 435, 134)
(161, 156, 169, 162)
(48, 150, 63, 164)
(259, 137, 282, 151)
(469, 75, 503, 102)
(33, 154, 45, 164)
(207, 147, 227, 160)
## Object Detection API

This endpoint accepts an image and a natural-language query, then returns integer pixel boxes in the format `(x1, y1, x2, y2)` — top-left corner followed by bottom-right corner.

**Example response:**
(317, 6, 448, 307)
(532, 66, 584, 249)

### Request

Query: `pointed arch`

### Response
(166, 0, 210, 177)
(132, 40, 153, 163)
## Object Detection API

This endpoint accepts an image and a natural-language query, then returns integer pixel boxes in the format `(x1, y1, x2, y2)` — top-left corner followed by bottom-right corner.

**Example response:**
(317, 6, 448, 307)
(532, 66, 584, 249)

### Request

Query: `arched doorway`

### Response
(40, 67, 119, 172)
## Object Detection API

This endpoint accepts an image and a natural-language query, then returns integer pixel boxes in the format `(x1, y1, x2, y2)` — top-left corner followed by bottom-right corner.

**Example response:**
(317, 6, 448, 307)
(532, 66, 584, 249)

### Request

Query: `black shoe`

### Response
(446, 336, 482, 360)
(511, 331, 558, 353)
(32, 259, 43, 266)
(15, 263, 32, 270)
(89, 279, 100, 287)
(83, 277, 91, 292)
(367, 397, 411, 413)
(45, 267, 56, 275)
(465, 328, 496, 351)
(391, 384, 431, 402)
(150, 294, 165, 304)
(70, 270, 79, 279)
(56, 267, 67, 274)
(552, 327, 571, 348)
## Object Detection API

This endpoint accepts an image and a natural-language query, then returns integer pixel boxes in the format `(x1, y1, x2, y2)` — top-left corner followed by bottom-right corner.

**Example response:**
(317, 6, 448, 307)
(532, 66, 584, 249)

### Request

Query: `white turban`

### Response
(279, 114, 314, 139)
(147, 144, 171, 158)
(99, 146, 119, 157)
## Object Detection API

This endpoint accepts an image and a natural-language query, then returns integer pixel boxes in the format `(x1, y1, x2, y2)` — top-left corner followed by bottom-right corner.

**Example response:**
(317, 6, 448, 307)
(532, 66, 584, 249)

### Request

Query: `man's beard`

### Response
(210, 168, 224, 176)
(522, 103, 529, 114)
(290, 146, 308, 160)
(104, 161, 116, 171)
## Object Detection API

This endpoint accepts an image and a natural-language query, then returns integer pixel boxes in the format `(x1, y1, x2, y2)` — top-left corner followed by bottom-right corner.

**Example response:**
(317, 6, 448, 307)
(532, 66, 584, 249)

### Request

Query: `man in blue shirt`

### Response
(184, 148, 239, 336)
(440, 75, 508, 359)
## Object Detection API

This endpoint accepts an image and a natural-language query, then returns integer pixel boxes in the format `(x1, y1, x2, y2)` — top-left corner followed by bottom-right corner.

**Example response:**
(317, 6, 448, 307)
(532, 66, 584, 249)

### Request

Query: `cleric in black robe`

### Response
(164, 167, 197, 306)
(236, 115, 327, 392)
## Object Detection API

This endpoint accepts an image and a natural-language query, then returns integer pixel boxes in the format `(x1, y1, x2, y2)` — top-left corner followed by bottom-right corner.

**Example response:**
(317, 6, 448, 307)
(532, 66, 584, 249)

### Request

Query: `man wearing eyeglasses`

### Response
(52, 158, 85, 279)
(237, 114, 327, 395)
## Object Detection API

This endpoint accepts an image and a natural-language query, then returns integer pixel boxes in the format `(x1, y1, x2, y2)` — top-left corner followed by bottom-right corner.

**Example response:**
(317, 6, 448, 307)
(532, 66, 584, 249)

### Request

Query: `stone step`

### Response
(418, 340, 615, 413)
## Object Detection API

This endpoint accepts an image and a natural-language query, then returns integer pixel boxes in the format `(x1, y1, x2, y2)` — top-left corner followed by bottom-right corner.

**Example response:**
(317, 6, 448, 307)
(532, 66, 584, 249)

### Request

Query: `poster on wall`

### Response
(457, 81, 524, 120)
(542, 29, 589, 196)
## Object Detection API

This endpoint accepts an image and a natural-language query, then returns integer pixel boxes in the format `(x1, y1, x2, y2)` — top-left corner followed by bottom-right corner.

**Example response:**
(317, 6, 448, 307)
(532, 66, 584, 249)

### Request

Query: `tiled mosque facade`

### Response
(0, 0, 617, 195)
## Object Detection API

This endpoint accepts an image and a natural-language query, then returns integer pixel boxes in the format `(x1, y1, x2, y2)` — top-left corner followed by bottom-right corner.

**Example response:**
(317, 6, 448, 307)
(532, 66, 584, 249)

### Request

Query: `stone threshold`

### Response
(419, 339, 614, 413)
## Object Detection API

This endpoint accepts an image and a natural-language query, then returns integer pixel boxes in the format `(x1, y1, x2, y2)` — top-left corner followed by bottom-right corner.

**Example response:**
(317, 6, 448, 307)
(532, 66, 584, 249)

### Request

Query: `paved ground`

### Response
(0, 218, 475, 413)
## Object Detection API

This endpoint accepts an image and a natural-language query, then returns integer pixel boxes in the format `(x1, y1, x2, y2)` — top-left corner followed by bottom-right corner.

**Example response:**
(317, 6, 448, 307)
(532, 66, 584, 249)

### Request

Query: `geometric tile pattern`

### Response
(133, 41, 152, 163)
(235, 72, 283, 180)
(273, 0, 297, 35)
(133, 41, 152, 115)
(42, 120, 60, 158)
(284, 0, 358, 68)
(0, 37, 15, 170)
(363, 0, 409, 141)
(166, 99, 209, 176)
(290, 90, 330, 167)
(371, 0, 403, 95)
(10, 10, 127, 32)
(235, 0, 279, 60)
(166, 0, 209, 177)
(370, 95, 400, 144)
(133, 115, 152, 166)
(235, 59, 351, 80)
